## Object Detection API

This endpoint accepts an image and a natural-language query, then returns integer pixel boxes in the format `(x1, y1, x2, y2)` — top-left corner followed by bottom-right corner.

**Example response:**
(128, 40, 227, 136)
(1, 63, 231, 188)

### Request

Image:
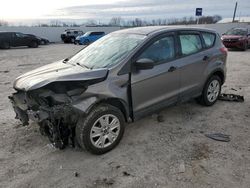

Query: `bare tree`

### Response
(85, 19, 97, 26)
(0, 20, 9, 26)
(109, 17, 123, 26)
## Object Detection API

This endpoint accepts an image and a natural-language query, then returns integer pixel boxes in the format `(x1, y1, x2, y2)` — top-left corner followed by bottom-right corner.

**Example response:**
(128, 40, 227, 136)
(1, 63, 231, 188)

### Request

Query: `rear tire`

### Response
(2, 42, 10, 49)
(29, 41, 38, 48)
(76, 104, 125, 155)
(197, 75, 222, 106)
(242, 42, 247, 51)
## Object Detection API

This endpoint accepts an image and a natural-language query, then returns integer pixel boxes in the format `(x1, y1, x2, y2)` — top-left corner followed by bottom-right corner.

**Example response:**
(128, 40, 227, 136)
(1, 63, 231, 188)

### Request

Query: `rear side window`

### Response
(202, 32, 216, 48)
(179, 34, 202, 55)
(91, 32, 104, 36)
(138, 35, 175, 63)
(15, 33, 25, 38)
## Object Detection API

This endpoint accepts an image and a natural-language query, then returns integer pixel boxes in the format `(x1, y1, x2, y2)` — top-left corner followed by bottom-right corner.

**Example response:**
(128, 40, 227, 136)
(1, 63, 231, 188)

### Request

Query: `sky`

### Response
(1, 0, 250, 24)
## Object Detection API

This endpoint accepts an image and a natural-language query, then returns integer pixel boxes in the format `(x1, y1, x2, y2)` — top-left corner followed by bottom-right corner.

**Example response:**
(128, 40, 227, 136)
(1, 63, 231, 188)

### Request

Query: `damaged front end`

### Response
(9, 81, 96, 149)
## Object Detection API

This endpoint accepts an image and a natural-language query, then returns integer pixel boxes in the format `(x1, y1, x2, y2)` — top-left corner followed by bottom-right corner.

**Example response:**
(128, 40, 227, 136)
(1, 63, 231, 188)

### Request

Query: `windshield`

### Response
(225, 28, 247, 35)
(68, 33, 146, 69)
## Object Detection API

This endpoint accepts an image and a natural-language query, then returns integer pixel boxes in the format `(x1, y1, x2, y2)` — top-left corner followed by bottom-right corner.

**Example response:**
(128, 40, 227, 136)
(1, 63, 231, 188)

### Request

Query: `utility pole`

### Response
(232, 1, 238, 22)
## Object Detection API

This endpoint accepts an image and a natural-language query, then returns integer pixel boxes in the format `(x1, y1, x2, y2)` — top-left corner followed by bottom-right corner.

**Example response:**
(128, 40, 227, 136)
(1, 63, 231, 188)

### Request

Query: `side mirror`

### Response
(134, 58, 154, 70)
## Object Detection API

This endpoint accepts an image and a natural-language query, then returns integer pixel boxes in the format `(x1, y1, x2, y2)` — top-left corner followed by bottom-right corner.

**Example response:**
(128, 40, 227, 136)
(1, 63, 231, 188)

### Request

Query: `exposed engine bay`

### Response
(9, 81, 98, 149)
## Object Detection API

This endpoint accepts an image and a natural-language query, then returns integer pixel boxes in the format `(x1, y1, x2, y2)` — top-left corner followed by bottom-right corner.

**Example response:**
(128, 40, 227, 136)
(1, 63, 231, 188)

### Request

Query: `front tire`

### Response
(76, 104, 125, 155)
(198, 75, 222, 106)
(71, 37, 75, 43)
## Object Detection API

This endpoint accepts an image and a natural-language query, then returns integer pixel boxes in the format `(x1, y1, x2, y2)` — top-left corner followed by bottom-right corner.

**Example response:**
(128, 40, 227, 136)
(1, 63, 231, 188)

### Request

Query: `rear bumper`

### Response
(222, 40, 245, 49)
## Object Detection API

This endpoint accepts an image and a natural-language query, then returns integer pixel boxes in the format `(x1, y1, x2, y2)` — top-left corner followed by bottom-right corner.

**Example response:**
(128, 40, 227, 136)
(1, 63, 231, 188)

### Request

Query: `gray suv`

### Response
(9, 27, 227, 154)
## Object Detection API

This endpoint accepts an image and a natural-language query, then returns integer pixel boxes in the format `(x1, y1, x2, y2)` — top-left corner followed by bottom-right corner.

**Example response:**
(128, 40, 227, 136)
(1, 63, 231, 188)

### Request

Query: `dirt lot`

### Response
(0, 44, 250, 188)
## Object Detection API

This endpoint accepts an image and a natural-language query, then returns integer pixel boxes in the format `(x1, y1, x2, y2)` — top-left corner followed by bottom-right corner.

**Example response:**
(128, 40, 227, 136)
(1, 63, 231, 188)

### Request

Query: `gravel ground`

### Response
(0, 44, 250, 188)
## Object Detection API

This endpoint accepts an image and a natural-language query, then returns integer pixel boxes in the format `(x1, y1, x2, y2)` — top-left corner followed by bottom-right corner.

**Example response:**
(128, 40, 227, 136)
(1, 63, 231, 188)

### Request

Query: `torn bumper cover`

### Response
(9, 92, 72, 125)
(8, 90, 97, 149)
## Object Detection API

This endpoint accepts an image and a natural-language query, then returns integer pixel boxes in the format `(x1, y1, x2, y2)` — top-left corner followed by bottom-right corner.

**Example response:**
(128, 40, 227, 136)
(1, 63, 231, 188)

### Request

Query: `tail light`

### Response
(220, 47, 228, 55)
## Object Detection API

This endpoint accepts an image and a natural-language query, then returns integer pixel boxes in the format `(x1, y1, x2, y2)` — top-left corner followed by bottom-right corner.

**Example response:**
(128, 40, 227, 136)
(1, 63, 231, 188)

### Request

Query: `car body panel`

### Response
(76, 32, 105, 45)
(14, 61, 109, 91)
(221, 28, 250, 49)
(9, 26, 227, 149)
(0, 32, 40, 48)
(61, 29, 84, 43)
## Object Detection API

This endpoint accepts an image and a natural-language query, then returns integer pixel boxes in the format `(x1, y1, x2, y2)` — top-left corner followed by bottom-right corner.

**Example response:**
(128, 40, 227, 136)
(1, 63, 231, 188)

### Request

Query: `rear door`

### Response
(13, 33, 27, 46)
(89, 32, 96, 42)
(96, 32, 104, 40)
(131, 33, 181, 118)
(177, 31, 209, 101)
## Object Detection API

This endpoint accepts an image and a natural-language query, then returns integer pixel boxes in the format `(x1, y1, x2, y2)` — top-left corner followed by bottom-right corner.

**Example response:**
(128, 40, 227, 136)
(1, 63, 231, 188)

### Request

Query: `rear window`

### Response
(202, 32, 216, 48)
(91, 32, 104, 36)
(179, 34, 202, 55)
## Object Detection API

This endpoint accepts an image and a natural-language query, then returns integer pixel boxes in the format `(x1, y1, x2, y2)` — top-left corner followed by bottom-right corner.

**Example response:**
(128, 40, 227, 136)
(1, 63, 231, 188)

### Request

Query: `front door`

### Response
(131, 34, 181, 118)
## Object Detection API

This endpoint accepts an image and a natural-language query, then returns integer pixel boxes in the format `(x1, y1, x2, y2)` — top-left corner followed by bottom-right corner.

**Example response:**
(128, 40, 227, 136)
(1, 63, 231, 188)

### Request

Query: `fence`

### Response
(0, 22, 249, 42)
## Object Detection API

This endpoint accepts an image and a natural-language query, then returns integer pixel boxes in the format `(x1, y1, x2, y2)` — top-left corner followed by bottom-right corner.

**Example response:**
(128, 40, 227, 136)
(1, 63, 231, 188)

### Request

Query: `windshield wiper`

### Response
(76, 62, 90, 69)
(62, 58, 69, 63)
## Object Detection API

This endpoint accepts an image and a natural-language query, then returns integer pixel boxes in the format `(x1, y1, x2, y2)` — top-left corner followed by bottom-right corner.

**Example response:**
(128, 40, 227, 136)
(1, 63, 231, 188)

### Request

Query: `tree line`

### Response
(0, 15, 222, 27)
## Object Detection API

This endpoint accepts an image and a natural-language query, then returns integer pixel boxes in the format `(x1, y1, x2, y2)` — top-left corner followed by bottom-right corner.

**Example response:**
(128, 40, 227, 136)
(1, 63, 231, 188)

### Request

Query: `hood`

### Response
(14, 60, 108, 91)
(221, 35, 243, 39)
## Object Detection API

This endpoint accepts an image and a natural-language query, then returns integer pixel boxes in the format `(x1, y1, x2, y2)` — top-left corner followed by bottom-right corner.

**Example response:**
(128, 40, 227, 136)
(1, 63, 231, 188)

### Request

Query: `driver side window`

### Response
(15, 33, 25, 38)
(138, 35, 175, 63)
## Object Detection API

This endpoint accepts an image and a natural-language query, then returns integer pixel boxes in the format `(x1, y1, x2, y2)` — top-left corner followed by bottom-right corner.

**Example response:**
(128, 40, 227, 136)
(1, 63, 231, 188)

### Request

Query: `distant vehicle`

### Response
(75, 31, 105, 45)
(0, 32, 40, 49)
(10, 27, 227, 154)
(61, 29, 84, 43)
(27, 34, 50, 45)
(221, 28, 250, 51)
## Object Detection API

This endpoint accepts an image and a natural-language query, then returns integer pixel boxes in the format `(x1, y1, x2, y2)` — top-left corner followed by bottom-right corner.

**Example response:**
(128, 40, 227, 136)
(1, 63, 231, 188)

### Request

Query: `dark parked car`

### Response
(221, 28, 250, 50)
(0, 32, 40, 49)
(61, 29, 84, 43)
(9, 27, 227, 154)
(27, 34, 50, 45)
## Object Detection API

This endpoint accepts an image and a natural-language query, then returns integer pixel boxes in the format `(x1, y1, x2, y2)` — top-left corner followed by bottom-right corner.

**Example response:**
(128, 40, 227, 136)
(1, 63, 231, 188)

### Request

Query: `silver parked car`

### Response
(9, 27, 227, 154)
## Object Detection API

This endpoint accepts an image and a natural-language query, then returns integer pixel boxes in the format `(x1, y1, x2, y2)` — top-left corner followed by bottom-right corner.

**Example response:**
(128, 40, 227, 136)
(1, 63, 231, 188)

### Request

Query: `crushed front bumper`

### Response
(9, 91, 73, 126)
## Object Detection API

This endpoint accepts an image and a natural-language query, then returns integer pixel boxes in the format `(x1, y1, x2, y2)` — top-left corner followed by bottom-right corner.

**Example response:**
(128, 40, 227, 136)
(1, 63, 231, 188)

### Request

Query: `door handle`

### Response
(168, 66, 177, 72)
(203, 55, 210, 61)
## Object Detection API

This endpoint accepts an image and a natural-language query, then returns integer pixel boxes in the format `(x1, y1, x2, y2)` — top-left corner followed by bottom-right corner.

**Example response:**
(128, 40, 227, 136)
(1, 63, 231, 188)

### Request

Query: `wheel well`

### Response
(96, 98, 129, 122)
(212, 71, 225, 84)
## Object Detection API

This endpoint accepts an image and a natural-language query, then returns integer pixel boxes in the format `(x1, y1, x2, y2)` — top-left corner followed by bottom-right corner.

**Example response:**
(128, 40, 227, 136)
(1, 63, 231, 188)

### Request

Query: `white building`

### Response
(217, 17, 250, 23)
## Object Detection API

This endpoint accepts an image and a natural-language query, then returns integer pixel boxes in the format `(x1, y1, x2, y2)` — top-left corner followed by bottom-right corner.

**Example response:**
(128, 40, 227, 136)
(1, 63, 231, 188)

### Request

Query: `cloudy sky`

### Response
(1, 0, 250, 23)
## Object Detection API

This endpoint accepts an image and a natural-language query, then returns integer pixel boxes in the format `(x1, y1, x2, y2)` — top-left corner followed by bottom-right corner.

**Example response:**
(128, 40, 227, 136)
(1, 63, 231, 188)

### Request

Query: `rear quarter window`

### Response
(179, 34, 202, 55)
(201, 32, 216, 48)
